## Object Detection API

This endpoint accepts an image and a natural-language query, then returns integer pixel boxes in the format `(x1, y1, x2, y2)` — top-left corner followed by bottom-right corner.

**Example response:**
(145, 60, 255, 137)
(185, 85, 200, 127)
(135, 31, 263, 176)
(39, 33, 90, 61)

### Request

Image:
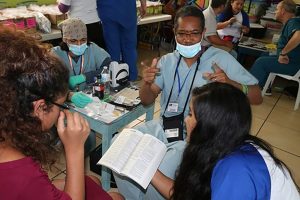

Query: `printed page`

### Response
(121, 134, 167, 189)
(97, 129, 143, 173)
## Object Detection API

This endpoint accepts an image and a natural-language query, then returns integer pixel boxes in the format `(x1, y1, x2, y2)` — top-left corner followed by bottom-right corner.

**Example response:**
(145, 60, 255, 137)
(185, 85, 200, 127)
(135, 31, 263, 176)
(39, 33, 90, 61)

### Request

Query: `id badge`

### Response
(167, 102, 178, 112)
(165, 128, 179, 138)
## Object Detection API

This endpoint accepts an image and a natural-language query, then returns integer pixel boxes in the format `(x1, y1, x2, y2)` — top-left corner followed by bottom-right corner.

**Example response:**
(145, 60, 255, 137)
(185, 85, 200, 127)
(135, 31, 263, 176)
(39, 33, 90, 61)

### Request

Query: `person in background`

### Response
(217, 0, 250, 44)
(57, 0, 106, 49)
(0, 26, 123, 200)
(97, 0, 147, 81)
(152, 82, 300, 199)
(52, 18, 111, 108)
(113, 6, 262, 200)
(202, 0, 235, 55)
(250, 0, 300, 95)
(52, 18, 111, 156)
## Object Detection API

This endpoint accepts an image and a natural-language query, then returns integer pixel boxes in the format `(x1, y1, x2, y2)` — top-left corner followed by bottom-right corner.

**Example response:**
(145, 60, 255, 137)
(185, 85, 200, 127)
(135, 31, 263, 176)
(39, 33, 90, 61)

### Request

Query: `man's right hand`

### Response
(140, 58, 161, 106)
(142, 58, 160, 85)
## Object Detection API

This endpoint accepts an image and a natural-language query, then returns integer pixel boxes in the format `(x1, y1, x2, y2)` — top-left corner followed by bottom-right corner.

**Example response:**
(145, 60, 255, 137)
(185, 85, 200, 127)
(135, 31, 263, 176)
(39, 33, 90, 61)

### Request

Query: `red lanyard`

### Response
(68, 54, 85, 75)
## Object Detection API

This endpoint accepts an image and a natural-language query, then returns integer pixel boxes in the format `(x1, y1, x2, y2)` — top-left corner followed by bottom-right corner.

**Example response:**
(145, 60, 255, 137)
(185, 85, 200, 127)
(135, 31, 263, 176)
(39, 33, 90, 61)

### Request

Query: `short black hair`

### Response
(174, 5, 205, 32)
(211, 0, 227, 9)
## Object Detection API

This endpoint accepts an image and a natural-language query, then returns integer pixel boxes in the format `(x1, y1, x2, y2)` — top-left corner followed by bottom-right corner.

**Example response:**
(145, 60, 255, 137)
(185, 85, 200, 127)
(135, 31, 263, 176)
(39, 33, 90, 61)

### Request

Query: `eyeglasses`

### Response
(175, 31, 202, 39)
(50, 101, 71, 110)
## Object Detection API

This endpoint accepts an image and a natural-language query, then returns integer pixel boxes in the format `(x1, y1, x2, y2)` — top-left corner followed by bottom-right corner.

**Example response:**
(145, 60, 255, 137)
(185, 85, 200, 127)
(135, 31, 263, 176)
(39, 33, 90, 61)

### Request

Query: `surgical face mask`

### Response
(68, 43, 88, 56)
(176, 41, 202, 58)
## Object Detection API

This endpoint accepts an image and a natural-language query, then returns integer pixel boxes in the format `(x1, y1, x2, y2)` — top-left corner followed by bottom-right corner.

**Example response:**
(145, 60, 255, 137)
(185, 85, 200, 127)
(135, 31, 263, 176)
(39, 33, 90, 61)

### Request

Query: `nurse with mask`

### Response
(52, 18, 111, 108)
(52, 18, 112, 156)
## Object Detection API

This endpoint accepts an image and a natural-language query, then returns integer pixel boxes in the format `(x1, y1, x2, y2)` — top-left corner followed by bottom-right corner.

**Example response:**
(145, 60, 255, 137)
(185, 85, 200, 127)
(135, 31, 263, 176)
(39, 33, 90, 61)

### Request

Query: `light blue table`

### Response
(78, 103, 154, 191)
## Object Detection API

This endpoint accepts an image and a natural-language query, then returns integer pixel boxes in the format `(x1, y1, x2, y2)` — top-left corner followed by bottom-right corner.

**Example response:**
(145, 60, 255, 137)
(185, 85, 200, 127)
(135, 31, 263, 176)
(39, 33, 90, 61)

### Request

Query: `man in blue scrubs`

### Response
(97, 0, 147, 81)
(250, 0, 300, 92)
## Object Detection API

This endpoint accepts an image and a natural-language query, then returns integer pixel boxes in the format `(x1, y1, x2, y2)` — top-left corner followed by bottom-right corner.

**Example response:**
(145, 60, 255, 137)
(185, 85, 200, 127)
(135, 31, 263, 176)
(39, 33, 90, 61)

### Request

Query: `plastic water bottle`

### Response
(101, 66, 110, 95)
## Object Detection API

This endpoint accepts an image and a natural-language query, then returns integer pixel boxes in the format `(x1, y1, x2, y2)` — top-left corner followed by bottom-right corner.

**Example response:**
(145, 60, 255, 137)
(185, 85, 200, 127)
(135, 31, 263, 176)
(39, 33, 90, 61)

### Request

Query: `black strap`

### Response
(162, 56, 200, 116)
(116, 68, 128, 78)
(162, 56, 181, 115)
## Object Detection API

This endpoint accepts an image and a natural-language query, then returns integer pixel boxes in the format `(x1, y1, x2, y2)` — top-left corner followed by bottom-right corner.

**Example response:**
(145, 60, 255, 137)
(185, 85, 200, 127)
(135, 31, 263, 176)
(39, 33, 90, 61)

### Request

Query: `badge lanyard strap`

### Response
(68, 54, 85, 75)
(176, 65, 192, 100)
(162, 56, 200, 116)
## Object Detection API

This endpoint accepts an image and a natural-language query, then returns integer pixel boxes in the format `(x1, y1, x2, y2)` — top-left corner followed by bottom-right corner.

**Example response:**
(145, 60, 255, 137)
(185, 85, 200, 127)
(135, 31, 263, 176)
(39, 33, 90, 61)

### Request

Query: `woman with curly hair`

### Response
(151, 82, 299, 199)
(0, 26, 123, 200)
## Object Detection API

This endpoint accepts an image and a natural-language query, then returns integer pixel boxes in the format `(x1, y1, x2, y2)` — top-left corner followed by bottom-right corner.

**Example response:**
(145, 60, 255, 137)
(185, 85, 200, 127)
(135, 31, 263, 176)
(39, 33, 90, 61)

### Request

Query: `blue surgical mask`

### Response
(176, 41, 202, 58)
(68, 43, 88, 56)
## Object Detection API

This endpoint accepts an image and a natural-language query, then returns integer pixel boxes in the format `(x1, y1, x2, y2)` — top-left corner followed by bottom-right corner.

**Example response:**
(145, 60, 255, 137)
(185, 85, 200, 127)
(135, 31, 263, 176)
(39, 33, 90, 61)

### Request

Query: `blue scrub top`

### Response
(277, 17, 300, 63)
(155, 47, 258, 119)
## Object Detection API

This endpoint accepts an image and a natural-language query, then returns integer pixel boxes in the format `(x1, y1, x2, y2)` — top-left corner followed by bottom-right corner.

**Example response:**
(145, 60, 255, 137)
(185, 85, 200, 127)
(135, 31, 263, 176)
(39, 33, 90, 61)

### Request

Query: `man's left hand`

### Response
(203, 65, 230, 84)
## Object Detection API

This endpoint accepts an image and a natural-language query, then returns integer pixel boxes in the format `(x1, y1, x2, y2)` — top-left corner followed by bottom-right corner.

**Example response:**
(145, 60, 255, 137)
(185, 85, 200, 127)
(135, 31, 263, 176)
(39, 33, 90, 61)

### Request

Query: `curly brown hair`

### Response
(0, 26, 69, 167)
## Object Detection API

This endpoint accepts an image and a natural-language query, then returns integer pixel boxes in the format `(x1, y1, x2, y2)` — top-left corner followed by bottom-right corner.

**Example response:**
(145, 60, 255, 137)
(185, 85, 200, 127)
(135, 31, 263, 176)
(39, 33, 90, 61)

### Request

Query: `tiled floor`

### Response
(48, 46, 300, 189)
(254, 93, 300, 185)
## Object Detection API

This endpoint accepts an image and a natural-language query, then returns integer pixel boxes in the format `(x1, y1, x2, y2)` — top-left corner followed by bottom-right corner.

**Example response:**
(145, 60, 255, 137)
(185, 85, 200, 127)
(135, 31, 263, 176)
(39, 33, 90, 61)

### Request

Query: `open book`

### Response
(97, 128, 167, 189)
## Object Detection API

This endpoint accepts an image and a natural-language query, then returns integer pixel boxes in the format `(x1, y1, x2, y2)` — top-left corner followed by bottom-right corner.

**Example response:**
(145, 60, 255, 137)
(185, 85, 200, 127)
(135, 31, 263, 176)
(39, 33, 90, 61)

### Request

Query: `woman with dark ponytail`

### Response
(151, 82, 299, 199)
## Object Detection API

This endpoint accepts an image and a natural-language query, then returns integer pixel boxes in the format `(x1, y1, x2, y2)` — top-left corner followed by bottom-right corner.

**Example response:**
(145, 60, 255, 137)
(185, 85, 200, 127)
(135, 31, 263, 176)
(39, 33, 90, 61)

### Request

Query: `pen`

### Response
(65, 103, 76, 109)
(115, 106, 125, 112)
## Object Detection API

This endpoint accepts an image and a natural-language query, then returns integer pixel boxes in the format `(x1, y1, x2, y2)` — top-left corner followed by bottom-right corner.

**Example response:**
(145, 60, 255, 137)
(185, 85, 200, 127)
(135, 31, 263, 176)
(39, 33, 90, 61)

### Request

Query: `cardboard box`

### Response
(0, 17, 37, 33)
(13, 17, 25, 29)
(24, 16, 37, 33)
(0, 0, 55, 8)
(0, 18, 15, 27)
(46, 13, 67, 27)
(137, 2, 163, 16)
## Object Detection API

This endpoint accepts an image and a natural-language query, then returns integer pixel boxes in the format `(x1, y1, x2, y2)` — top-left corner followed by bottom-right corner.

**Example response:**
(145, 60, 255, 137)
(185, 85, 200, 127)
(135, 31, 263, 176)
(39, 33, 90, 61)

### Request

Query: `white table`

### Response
(40, 28, 62, 41)
(138, 14, 172, 25)
(39, 14, 172, 41)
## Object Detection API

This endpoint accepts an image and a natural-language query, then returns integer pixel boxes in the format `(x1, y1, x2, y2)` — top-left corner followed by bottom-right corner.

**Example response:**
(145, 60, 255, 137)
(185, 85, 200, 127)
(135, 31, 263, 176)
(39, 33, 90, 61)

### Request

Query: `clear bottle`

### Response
(101, 66, 110, 95)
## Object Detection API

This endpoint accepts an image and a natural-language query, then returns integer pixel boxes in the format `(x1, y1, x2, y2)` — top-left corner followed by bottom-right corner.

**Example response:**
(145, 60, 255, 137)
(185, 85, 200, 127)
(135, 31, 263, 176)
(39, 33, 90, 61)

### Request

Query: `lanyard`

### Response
(68, 54, 85, 75)
(176, 64, 192, 99)
(162, 55, 200, 116)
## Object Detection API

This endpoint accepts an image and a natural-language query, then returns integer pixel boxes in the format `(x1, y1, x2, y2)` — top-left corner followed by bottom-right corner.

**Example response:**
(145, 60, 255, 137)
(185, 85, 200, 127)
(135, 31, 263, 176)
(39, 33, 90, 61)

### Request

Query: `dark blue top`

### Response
(97, 0, 137, 28)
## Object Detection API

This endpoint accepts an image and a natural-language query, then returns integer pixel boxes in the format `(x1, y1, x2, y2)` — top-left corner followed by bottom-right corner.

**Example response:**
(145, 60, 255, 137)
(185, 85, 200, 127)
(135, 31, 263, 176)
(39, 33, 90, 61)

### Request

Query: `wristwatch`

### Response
(279, 52, 288, 56)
